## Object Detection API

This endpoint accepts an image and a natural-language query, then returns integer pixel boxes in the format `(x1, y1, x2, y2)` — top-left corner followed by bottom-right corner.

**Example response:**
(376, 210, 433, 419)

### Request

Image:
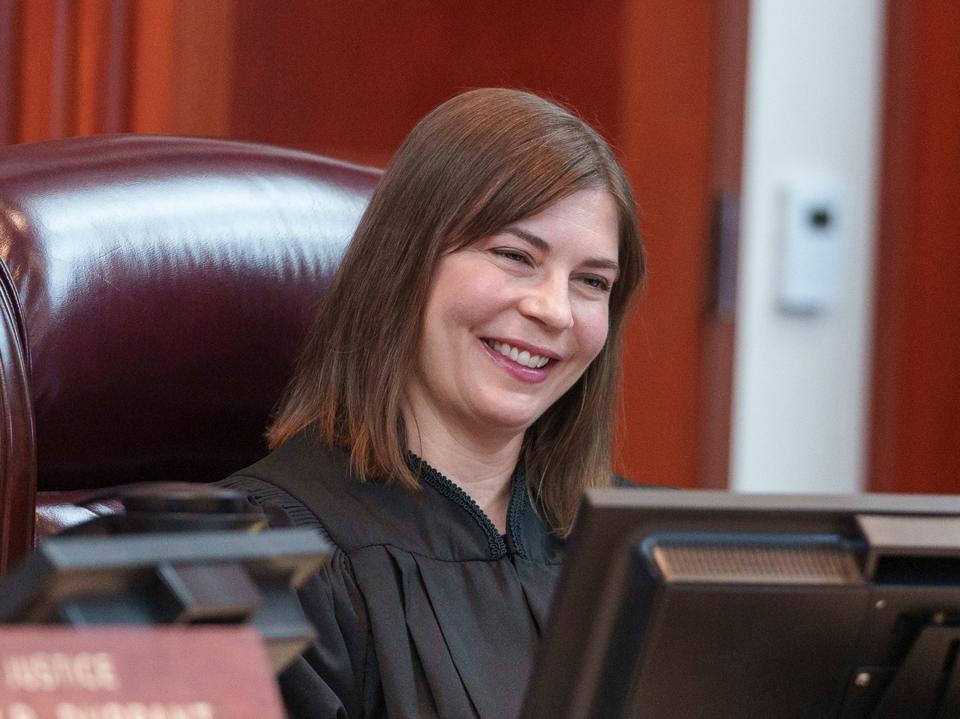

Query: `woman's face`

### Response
(405, 187, 620, 445)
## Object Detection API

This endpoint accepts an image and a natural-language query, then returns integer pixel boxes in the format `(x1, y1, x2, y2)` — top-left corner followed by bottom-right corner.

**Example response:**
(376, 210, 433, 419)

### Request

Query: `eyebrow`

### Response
(504, 227, 620, 273)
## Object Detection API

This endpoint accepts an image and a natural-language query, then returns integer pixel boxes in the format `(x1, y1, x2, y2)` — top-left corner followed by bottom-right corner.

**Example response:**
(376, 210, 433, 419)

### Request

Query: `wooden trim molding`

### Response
(697, 0, 748, 490)
(0, 0, 20, 144)
(869, 1, 960, 493)
(74, 0, 131, 135)
(129, 0, 233, 136)
(615, 1, 746, 489)
(18, 0, 76, 143)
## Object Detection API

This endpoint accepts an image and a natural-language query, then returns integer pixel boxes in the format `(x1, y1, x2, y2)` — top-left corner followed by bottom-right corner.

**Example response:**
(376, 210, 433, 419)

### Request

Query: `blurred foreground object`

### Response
(0, 626, 287, 717)
(0, 482, 329, 674)
(0, 528, 328, 674)
(524, 489, 960, 718)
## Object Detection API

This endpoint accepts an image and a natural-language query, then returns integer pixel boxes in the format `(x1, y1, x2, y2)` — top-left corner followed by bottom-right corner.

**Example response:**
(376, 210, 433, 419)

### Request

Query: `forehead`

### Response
(508, 188, 620, 258)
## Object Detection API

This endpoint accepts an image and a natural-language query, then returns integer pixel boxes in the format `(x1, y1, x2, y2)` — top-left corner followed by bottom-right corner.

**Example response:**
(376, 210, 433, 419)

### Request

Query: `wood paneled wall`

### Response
(4, 0, 128, 141)
(0, 0, 233, 141)
(229, 2, 625, 166)
(869, 1, 960, 494)
(1, 0, 744, 490)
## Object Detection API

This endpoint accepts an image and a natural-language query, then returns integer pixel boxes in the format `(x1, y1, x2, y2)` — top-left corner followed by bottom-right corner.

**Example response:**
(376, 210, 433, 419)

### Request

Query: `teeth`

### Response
(489, 340, 550, 369)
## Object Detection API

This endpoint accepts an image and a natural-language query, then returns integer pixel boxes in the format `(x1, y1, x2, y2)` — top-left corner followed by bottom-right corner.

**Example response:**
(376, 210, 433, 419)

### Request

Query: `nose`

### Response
(518, 273, 574, 331)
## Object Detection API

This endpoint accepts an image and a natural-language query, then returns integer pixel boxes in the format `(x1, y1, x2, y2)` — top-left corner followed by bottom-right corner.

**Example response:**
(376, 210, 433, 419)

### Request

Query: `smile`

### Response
(484, 339, 551, 369)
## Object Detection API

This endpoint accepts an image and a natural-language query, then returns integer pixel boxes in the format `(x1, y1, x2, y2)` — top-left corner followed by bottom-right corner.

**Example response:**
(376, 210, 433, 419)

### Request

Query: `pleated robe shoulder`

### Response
(220, 431, 565, 719)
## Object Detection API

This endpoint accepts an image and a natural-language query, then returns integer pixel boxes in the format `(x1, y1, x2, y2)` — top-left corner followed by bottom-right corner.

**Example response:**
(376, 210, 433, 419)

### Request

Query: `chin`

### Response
(476, 404, 544, 436)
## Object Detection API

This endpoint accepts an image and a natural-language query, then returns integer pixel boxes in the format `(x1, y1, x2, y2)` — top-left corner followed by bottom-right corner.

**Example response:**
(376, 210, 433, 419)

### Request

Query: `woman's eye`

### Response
(493, 248, 531, 264)
(581, 275, 612, 292)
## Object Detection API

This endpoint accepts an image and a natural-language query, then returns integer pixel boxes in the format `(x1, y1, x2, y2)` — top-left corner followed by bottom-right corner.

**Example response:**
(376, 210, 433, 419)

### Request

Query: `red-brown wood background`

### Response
(0, 0, 748, 490)
(869, 0, 960, 494)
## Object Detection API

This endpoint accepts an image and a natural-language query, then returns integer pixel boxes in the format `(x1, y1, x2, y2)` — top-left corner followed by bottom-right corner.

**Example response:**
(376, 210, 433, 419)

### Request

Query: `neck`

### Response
(404, 409, 522, 534)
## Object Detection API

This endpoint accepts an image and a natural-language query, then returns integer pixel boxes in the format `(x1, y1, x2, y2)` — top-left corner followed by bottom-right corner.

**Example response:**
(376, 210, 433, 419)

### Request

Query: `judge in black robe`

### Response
(231, 88, 646, 719)
(222, 431, 564, 718)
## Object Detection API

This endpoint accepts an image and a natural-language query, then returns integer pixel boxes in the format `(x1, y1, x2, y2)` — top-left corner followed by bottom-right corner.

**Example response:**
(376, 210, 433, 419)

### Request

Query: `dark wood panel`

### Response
(18, 0, 76, 142)
(869, 0, 960, 493)
(697, 0, 748, 489)
(4, 0, 130, 143)
(102, 0, 131, 133)
(230, 0, 625, 166)
(614, 2, 715, 488)
(73, 0, 131, 135)
(128, 0, 175, 133)
(75, 0, 110, 135)
(170, 0, 233, 136)
(0, 0, 20, 144)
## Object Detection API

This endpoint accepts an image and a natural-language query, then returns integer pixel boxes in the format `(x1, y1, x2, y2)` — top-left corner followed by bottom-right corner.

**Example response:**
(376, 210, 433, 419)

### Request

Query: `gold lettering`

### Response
(53, 703, 214, 719)
(27, 655, 53, 690)
(115, 704, 141, 719)
(188, 704, 213, 719)
(91, 654, 119, 691)
(3, 653, 119, 692)
(8, 703, 39, 719)
(4, 658, 23, 690)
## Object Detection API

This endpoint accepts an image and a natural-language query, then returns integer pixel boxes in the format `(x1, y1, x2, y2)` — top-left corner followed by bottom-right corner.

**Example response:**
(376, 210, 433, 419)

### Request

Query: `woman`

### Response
(222, 88, 645, 718)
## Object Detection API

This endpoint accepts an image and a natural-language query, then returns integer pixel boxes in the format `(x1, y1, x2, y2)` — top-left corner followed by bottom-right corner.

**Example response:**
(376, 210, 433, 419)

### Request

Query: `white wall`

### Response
(730, 0, 885, 493)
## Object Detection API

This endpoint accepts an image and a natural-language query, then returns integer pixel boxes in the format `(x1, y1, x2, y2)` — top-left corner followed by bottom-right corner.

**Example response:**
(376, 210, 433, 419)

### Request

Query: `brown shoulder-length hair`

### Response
(268, 88, 645, 536)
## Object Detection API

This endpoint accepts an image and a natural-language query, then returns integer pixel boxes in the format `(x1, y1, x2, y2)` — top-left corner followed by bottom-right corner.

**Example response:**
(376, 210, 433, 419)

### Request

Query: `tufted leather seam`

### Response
(0, 254, 36, 574)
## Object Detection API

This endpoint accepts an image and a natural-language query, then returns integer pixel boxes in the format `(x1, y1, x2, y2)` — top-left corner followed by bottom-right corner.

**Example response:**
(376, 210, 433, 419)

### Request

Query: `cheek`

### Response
(434, 267, 511, 326)
(577, 305, 611, 360)
(416, 256, 505, 379)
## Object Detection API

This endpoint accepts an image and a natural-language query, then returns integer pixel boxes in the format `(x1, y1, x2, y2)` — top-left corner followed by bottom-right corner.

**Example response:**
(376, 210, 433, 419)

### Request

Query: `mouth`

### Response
(482, 339, 555, 369)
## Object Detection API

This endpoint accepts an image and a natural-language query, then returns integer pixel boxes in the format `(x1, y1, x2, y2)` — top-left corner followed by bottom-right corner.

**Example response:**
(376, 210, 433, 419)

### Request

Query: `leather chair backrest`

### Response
(0, 136, 380, 573)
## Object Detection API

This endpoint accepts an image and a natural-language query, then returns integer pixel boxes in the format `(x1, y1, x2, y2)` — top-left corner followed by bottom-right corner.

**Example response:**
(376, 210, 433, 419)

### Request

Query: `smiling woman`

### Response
(221, 88, 646, 718)
(407, 188, 621, 530)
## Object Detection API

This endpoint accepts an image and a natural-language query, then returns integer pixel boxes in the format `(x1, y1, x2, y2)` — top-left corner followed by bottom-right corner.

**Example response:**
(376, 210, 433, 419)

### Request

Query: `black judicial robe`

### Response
(220, 431, 565, 719)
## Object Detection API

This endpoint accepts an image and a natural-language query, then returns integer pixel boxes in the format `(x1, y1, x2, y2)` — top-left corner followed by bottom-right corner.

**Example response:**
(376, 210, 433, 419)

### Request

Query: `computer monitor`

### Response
(522, 489, 960, 719)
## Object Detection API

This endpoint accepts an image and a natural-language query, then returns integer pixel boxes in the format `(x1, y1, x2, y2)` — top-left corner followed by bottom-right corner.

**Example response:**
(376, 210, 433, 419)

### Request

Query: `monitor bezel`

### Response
(522, 489, 960, 718)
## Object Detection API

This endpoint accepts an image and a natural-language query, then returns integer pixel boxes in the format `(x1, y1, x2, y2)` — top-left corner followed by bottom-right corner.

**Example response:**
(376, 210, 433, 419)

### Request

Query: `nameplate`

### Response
(0, 627, 285, 718)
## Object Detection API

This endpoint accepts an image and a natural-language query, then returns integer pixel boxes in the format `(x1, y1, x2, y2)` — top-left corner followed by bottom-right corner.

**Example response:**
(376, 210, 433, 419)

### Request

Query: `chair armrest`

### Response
(35, 491, 123, 543)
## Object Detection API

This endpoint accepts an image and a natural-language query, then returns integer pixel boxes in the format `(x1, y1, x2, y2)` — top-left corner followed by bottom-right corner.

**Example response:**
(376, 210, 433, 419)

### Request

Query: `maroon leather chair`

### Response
(0, 136, 380, 574)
